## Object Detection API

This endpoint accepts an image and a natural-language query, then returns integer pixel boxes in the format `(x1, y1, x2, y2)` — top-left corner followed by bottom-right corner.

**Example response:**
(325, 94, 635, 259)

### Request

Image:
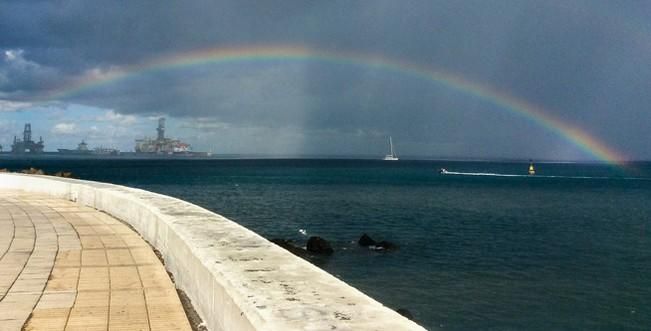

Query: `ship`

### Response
(135, 118, 208, 156)
(93, 147, 120, 156)
(58, 140, 92, 155)
(58, 140, 120, 156)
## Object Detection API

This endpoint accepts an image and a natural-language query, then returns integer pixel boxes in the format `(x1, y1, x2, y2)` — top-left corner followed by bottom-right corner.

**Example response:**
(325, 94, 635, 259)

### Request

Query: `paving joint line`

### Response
(21, 199, 62, 330)
(130, 245, 154, 331)
(0, 200, 36, 302)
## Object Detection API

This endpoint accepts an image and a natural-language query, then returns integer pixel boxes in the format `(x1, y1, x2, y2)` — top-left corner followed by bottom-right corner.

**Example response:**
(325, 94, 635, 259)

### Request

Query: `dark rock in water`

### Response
(270, 238, 294, 250)
(270, 239, 311, 259)
(270, 239, 332, 267)
(359, 234, 398, 252)
(306, 236, 334, 255)
(358, 233, 377, 247)
(375, 240, 398, 251)
(396, 308, 414, 320)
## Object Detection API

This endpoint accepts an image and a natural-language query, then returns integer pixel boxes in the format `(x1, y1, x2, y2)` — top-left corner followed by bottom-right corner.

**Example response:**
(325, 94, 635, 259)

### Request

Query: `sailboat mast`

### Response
(383, 136, 399, 160)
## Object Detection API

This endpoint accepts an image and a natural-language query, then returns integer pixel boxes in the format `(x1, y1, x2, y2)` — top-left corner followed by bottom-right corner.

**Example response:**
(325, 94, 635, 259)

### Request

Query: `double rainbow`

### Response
(43, 45, 627, 165)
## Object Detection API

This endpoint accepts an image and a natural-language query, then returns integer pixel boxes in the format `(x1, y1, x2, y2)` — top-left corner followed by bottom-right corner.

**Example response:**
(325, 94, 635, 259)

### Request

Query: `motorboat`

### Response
(528, 161, 535, 175)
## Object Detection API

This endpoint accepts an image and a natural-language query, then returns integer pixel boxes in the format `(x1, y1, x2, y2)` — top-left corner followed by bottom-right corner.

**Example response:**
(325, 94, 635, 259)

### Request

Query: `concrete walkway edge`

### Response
(0, 173, 426, 331)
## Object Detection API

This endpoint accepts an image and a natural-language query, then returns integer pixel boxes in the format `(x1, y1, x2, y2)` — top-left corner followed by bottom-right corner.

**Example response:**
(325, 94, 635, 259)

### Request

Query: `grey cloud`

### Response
(1, 0, 650, 159)
(0, 49, 63, 96)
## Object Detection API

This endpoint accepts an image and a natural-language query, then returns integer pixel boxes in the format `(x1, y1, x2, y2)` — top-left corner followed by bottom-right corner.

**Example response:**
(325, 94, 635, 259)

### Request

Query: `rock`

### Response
(358, 233, 377, 247)
(396, 308, 414, 320)
(270, 238, 294, 250)
(21, 167, 44, 175)
(360, 233, 398, 251)
(53, 171, 73, 178)
(306, 236, 334, 255)
(271, 238, 334, 265)
(270, 239, 311, 259)
(375, 240, 398, 251)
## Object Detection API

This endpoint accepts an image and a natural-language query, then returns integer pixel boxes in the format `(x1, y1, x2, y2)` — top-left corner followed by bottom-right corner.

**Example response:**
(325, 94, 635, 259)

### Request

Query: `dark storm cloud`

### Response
(1, 0, 650, 159)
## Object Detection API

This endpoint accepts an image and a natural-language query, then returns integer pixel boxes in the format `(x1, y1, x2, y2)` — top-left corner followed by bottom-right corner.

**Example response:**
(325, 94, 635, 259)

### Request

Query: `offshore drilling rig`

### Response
(11, 124, 44, 154)
(134, 117, 192, 154)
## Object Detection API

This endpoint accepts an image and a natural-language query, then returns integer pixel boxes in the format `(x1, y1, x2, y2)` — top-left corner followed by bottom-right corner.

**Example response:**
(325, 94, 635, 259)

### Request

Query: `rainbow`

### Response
(43, 45, 628, 165)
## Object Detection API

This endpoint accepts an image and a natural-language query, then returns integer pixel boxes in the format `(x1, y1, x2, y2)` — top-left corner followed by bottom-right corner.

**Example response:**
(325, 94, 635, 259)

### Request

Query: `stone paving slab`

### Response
(0, 191, 192, 331)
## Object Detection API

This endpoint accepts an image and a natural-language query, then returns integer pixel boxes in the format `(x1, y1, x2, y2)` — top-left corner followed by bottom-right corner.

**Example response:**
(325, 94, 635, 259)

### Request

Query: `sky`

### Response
(1, 0, 650, 161)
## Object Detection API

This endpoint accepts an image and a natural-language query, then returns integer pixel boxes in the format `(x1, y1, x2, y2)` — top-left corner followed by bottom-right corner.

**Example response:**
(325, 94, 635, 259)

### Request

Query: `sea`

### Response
(2, 158, 650, 331)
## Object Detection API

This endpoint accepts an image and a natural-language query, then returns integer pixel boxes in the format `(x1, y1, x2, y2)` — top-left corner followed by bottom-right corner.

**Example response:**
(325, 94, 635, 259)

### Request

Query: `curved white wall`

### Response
(0, 173, 427, 331)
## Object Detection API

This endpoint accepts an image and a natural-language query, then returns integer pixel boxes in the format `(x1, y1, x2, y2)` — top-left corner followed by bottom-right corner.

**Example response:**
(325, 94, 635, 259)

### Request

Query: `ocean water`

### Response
(2, 158, 650, 330)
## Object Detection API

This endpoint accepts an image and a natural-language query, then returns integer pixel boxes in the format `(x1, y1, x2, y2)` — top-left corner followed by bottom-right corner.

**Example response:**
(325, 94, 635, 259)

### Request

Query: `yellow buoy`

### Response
(528, 162, 535, 176)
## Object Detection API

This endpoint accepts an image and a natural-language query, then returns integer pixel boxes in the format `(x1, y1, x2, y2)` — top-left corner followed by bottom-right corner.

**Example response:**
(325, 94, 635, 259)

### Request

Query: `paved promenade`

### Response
(0, 190, 192, 331)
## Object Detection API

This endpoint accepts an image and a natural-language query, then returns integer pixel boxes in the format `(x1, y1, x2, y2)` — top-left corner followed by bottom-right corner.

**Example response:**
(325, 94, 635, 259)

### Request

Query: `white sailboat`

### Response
(383, 136, 399, 161)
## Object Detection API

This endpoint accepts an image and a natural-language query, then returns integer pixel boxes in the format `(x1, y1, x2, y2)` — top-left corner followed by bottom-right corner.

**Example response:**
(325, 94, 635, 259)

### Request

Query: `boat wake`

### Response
(443, 171, 526, 177)
(441, 171, 649, 180)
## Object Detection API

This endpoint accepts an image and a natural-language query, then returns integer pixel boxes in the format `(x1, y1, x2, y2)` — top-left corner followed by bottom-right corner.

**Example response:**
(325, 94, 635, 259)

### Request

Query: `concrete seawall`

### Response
(0, 173, 426, 331)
